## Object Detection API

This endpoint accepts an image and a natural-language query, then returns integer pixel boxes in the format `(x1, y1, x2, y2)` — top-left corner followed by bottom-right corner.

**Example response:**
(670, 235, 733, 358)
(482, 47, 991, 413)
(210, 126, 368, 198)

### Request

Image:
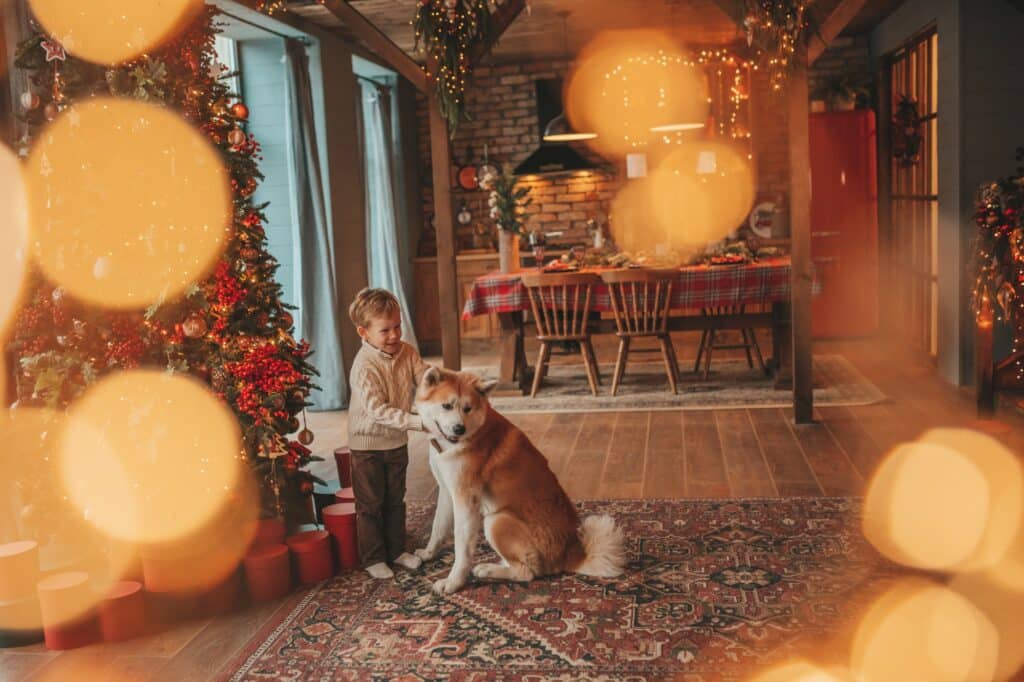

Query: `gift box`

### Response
(36, 572, 99, 650)
(243, 544, 291, 602)
(322, 503, 357, 570)
(333, 447, 352, 488)
(250, 517, 286, 548)
(334, 487, 355, 504)
(201, 567, 245, 617)
(286, 530, 334, 584)
(0, 541, 39, 602)
(97, 581, 145, 642)
(0, 594, 43, 648)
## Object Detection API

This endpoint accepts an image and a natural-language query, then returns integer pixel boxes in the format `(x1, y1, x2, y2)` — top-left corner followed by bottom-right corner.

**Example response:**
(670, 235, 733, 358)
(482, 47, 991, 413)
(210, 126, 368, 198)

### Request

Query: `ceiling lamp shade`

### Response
(542, 112, 597, 142)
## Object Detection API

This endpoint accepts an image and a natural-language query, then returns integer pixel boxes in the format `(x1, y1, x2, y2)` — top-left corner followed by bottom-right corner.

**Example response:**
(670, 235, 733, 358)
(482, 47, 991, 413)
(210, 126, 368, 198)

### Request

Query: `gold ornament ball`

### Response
(182, 313, 208, 338)
(228, 128, 246, 147)
(231, 102, 249, 120)
(297, 428, 314, 445)
(21, 91, 40, 110)
(44, 102, 60, 121)
(278, 311, 294, 329)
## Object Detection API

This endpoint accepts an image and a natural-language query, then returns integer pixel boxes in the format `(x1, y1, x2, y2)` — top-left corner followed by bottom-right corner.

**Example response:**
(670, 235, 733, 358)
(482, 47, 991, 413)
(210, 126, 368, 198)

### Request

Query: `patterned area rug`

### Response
(224, 498, 896, 681)
(473, 354, 885, 413)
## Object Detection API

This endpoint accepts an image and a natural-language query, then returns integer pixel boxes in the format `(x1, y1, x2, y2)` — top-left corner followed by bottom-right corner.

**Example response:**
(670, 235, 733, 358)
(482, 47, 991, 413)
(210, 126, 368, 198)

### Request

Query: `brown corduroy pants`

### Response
(350, 445, 409, 568)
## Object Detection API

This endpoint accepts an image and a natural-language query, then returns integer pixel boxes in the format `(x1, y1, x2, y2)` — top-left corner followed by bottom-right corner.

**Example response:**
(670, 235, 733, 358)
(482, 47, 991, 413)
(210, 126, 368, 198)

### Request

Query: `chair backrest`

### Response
(520, 271, 602, 339)
(599, 268, 677, 335)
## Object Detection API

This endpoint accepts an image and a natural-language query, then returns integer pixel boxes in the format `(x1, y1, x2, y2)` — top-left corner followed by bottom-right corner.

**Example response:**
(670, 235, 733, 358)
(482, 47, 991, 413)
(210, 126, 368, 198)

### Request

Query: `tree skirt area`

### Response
(473, 355, 885, 413)
(223, 498, 898, 681)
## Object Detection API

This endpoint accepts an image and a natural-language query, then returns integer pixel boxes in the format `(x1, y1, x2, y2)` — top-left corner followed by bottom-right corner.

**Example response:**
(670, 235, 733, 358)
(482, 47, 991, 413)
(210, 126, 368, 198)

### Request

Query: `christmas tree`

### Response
(8, 5, 322, 521)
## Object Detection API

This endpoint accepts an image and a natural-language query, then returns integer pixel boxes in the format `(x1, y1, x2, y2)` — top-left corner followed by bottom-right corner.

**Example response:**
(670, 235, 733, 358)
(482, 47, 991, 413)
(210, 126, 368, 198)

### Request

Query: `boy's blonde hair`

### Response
(349, 287, 401, 328)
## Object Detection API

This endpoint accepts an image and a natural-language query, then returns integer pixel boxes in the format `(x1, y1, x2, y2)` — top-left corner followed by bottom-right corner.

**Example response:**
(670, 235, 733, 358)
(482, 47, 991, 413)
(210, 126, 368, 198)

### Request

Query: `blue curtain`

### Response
(284, 39, 346, 409)
(360, 79, 419, 349)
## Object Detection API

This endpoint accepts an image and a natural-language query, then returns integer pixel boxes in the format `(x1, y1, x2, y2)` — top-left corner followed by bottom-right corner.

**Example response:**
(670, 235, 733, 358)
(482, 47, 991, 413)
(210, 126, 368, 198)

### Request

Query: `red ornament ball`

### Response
(228, 128, 246, 147)
(297, 428, 314, 445)
(278, 311, 294, 329)
(182, 313, 208, 338)
(231, 102, 249, 121)
(298, 480, 314, 496)
(44, 102, 59, 121)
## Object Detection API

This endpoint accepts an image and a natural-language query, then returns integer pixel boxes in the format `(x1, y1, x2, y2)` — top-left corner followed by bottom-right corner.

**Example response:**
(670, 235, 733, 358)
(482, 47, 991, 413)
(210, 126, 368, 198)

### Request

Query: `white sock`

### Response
(392, 552, 422, 570)
(365, 562, 394, 579)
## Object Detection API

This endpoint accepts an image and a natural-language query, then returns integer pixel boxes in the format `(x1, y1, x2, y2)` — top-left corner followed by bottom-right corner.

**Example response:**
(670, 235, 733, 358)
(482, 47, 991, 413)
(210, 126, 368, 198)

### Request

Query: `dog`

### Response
(413, 366, 626, 595)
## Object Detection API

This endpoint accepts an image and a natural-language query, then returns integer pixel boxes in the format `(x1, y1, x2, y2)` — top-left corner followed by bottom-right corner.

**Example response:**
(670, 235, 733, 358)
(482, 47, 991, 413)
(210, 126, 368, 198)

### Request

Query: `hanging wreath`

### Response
(415, 0, 494, 135)
(892, 95, 924, 168)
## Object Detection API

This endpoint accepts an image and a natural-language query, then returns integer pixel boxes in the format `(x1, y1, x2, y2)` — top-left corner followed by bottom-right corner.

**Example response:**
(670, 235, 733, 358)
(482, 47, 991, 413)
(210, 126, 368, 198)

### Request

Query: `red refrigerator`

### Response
(809, 109, 879, 338)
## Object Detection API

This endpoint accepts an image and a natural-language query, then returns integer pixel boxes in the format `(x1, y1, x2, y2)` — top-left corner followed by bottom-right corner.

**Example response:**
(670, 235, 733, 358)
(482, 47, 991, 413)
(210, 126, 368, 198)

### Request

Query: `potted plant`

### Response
(481, 168, 532, 273)
(814, 73, 870, 112)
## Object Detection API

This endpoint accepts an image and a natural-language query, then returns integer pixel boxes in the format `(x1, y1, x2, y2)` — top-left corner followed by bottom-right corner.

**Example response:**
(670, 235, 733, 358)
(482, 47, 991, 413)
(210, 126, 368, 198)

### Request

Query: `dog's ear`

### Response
(474, 378, 499, 397)
(422, 366, 442, 388)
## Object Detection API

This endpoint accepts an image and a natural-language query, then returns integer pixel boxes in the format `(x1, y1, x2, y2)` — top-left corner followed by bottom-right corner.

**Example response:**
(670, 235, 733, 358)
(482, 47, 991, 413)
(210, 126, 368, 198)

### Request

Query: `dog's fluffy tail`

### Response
(572, 514, 626, 577)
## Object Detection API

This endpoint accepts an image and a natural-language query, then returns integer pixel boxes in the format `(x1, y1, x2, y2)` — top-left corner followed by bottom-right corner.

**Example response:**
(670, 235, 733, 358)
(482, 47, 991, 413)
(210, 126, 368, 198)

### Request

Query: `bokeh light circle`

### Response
(950, 572, 1024, 680)
(748, 661, 853, 682)
(566, 29, 708, 158)
(59, 370, 242, 545)
(27, 0, 203, 65)
(851, 580, 999, 682)
(26, 97, 230, 309)
(863, 441, 990, 570)
(0, 406, 135, 630)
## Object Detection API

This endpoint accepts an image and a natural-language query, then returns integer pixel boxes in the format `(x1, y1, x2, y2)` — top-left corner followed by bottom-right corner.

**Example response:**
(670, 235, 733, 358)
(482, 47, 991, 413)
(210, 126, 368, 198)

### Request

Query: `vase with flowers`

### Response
(481, 168, 532, 273)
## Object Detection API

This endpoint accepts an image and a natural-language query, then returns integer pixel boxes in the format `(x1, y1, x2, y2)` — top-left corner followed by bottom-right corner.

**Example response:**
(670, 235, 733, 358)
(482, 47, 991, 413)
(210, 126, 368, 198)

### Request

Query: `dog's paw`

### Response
(472, 563, 503, 579)
(414, 548, 435, 562)
(432, 577, 462, 595)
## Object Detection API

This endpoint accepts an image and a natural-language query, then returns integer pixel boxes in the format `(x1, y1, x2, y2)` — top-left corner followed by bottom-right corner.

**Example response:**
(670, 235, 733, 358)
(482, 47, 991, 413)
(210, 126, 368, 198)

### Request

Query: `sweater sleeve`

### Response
(355, 363, 424, 432)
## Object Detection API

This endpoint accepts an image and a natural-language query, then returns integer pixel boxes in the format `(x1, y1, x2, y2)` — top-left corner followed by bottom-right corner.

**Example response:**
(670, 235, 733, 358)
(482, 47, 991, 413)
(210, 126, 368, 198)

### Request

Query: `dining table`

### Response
(462, 256, 805, 395)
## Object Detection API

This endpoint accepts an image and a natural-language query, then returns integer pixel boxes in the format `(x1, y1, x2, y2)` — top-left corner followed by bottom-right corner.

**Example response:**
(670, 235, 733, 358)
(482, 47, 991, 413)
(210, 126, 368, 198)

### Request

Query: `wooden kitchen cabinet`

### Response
(412, 253, 502, 351)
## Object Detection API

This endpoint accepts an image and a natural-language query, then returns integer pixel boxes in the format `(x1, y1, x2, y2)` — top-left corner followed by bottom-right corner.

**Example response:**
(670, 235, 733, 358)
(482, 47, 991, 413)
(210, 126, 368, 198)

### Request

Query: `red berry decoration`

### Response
(230, 101, 249, 120)
(297, 428, 314, 445)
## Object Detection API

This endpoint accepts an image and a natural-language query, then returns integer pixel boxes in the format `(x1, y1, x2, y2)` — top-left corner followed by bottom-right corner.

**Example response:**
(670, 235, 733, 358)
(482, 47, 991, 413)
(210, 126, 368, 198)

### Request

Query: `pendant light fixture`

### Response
(543, 11, 597, 142)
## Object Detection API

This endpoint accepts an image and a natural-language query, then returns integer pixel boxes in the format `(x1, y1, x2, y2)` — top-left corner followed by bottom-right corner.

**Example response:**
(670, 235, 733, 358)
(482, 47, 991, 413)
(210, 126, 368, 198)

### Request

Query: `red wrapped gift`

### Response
(243, 544, 291, 602)
(333, 447, 351, 487)
(250, 517, 286, 548)
(36, 572, 99, 650)
(98, 581, 145, 642)
(201, 567, 244, 616)
(322, 503, 358, 570)
(334, 487, 355, 504)
(0, 541, 39, 602)
(286, 530, 334, 584)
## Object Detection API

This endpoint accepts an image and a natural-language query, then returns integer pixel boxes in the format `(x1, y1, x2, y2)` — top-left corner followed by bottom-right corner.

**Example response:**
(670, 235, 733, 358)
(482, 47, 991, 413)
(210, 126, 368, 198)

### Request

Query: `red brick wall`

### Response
(414, 41, 871, 249)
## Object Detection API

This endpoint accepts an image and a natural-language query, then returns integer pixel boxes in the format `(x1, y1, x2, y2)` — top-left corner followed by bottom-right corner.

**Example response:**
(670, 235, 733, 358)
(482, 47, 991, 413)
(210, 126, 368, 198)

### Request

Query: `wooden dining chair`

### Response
(600, 269, 680, 396)
(520, 272, 603, 398)
(694, 305, 766, 379)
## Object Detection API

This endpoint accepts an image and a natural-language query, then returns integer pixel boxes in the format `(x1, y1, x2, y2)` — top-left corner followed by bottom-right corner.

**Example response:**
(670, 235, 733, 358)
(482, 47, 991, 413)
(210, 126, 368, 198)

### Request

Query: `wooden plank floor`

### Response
(3, 336, 1022, 680)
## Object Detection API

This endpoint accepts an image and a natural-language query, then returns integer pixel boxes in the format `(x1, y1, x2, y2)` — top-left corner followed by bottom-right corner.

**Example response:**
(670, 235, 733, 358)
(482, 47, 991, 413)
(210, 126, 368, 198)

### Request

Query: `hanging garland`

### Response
(414, 0, 494, 135)
(741, 0, 816, 91)
(892, 96, 924, 168)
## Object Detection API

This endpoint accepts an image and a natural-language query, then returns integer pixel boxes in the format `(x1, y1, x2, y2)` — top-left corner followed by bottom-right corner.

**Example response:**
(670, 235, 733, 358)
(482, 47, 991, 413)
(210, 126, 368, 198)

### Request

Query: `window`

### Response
(887, 28, 938, 357)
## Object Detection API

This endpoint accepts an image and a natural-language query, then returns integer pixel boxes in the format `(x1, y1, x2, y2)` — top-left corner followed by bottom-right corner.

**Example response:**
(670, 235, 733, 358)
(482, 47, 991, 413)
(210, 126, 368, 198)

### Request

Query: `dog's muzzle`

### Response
(435, 421, 461, 443)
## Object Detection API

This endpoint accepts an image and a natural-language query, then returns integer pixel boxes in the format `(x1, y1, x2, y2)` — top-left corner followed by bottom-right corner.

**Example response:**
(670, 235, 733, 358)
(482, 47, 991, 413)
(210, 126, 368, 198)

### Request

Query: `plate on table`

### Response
(709, 255, 747, 266)
(542, 260, 579, 273)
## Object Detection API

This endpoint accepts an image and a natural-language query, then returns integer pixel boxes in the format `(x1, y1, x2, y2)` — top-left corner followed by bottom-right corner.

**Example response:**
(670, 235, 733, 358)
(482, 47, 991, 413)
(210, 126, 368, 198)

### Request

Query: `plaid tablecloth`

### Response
(463, 257, 799, 319)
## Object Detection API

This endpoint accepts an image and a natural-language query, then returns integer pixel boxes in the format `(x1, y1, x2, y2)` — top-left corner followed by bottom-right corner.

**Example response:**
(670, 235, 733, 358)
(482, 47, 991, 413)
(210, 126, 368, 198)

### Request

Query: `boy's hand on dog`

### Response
(414, 548, 435, 562)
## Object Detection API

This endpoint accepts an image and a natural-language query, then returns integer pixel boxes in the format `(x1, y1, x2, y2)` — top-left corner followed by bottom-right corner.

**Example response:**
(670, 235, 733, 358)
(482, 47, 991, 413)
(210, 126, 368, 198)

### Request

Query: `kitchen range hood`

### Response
(513, 79, 601, 176)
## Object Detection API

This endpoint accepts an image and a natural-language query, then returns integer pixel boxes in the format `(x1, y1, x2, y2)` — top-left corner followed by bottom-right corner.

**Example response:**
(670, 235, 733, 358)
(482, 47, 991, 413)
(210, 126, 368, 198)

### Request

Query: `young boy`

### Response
(347, 287, 428, 579)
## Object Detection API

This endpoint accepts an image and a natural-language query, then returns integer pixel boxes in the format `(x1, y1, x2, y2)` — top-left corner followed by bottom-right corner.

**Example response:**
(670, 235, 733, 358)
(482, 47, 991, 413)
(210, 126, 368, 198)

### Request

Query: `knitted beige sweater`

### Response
(347, 339, 428, 451)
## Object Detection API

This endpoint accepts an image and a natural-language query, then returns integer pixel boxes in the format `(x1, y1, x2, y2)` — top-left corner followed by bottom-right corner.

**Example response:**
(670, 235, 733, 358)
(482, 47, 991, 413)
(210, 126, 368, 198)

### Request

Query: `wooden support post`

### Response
(428, 90, 461, 370)
(788, 49, 814, 424)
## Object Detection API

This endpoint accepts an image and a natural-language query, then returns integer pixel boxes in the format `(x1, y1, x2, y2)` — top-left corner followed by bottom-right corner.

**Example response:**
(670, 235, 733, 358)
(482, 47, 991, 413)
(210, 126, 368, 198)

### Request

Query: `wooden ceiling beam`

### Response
(317, 0, 427, 91)
(470, 0, 527, 66)
(808, 0, 868, 63)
